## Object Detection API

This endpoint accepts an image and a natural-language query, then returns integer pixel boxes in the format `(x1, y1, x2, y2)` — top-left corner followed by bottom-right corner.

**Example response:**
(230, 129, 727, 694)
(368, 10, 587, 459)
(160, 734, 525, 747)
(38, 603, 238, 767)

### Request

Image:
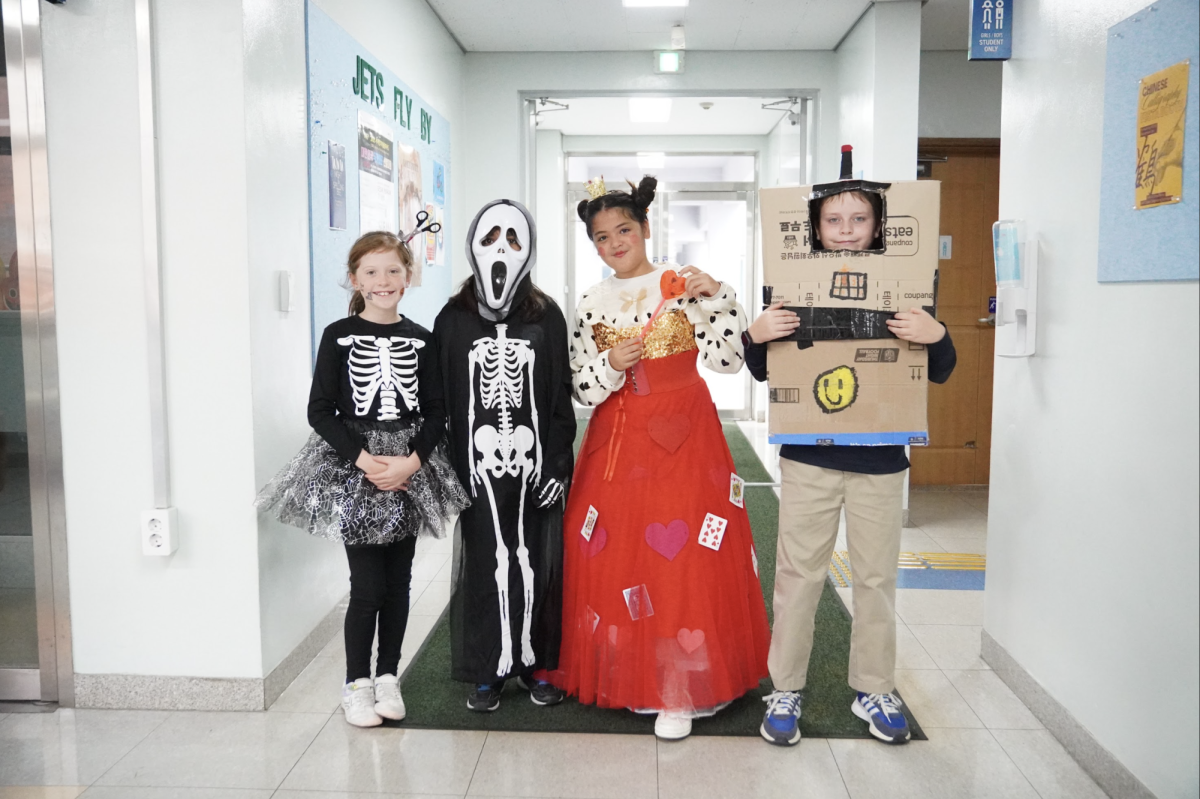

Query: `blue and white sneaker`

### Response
(760, 690, 803, 746)
(852, 691, 911, 743)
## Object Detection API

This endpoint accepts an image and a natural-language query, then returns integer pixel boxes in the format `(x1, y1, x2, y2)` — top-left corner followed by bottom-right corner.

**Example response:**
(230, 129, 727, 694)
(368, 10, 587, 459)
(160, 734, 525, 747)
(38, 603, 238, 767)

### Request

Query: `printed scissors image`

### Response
(403, 210, 441, 243)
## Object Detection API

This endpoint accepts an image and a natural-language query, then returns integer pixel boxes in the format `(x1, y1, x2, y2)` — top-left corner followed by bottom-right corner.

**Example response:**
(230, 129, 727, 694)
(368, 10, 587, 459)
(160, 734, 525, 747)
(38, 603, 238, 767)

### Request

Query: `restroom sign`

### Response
(969, 0, 1012, 61)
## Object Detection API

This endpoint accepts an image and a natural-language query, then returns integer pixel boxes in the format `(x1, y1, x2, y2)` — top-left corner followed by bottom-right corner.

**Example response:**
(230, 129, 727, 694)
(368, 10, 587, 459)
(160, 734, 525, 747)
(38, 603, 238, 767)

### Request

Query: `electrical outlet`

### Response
(142, 507, 178, 556)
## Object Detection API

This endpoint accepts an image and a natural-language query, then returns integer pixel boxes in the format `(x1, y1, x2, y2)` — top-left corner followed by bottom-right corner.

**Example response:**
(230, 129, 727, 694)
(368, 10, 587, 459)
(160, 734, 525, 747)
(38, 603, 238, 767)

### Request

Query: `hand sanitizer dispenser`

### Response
(992, 220, 1037, 357)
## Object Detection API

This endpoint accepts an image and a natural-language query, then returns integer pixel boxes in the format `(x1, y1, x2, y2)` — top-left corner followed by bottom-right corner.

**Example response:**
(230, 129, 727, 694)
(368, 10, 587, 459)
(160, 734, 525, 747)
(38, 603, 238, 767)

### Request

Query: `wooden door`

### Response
(910, 139, 1000, 486)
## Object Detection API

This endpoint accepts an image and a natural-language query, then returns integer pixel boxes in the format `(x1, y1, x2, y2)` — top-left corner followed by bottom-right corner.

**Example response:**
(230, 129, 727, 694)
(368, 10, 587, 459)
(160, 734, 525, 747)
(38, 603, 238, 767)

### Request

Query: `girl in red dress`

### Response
(547, 177, 770, 739)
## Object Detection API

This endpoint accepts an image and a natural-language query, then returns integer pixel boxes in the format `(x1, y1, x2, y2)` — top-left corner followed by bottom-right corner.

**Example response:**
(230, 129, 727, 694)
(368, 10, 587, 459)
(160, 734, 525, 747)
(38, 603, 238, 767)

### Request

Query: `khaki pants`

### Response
(768, 460, 905, 694)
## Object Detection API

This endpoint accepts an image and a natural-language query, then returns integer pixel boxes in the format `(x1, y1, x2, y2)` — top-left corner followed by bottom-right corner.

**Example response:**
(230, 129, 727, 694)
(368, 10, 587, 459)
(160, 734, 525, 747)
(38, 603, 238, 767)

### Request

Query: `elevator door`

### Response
(0, 3, 39, 698)
(1, 0, 71, 702)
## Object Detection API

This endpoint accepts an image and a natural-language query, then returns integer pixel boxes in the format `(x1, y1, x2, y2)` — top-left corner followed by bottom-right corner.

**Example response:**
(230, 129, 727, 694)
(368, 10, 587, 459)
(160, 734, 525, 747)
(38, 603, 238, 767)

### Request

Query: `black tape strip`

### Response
(778, 304, 939, 344)
(782, 307, 897, 341)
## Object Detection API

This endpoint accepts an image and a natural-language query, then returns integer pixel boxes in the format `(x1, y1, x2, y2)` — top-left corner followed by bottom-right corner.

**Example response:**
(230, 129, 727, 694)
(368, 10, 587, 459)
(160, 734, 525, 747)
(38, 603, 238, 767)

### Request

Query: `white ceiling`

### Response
(428, 0, 870, 52)
(429, 0, 970, 53)
(535, 96, 794, 135)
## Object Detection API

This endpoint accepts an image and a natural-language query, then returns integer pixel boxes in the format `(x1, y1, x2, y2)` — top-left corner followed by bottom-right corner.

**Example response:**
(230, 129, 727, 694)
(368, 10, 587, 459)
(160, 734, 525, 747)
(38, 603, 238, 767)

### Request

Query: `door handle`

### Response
(978, 314, 996, 327)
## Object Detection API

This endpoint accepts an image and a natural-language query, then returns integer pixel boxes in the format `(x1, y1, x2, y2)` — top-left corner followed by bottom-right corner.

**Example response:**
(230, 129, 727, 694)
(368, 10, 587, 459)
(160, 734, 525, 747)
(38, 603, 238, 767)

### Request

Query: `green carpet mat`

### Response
(396, 422, 924, 739)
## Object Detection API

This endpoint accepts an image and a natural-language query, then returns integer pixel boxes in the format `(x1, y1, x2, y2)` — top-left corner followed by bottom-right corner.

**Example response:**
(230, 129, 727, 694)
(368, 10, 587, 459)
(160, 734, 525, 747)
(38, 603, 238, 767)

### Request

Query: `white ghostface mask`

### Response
(467, 200, 537, 321)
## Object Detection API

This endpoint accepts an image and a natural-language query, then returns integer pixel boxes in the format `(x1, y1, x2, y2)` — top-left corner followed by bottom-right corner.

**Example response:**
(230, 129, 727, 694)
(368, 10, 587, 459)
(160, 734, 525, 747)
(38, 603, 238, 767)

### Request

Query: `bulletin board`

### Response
(1097, 0, 1198, 282)
(306, 1, 452, 349)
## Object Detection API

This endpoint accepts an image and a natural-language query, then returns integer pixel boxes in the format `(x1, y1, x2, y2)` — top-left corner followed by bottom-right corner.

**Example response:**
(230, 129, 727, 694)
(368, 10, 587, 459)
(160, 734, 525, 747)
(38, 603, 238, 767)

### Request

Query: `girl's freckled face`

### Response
(590, 208, 651, 277)
(353, 249, 408, 312)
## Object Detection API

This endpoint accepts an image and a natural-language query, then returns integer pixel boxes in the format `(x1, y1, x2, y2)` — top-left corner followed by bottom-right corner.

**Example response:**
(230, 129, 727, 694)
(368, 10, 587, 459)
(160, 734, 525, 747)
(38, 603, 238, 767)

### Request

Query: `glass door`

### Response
(661, 190, 753, 418)
(566, 181, 755, 419)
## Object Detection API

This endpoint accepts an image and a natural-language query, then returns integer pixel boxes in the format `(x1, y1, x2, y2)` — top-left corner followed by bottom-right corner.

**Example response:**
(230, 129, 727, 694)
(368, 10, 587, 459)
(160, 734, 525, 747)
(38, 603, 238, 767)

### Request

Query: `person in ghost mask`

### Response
(434, 199, 577, 711)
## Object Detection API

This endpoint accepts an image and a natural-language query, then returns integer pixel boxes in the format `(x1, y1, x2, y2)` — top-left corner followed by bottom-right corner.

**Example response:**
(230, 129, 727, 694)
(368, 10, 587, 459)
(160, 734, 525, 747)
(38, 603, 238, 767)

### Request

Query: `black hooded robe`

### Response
(434, 281, 576, 684)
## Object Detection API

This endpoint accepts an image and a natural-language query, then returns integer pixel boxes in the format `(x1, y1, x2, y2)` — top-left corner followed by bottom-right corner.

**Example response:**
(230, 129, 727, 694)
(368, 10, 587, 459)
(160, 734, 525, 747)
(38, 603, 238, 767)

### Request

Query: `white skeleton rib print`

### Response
(468, 324, 542, 677)
(337, 335, 425, 421)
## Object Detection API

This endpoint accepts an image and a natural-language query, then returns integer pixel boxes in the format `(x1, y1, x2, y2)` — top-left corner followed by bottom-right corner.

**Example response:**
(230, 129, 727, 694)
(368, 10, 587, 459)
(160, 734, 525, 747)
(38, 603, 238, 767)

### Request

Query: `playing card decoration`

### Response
(581, 505, 599, 542)
(698, 513, 728, 552)
(623, 584, 655, 621)
(729, 473, 745, 508)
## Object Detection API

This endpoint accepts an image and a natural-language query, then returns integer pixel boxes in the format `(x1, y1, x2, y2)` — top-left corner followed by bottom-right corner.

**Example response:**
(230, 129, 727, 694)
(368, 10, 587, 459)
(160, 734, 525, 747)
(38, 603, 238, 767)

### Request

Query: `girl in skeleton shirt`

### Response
(257, 230, 468, 728)
(546, 177, 770, 740)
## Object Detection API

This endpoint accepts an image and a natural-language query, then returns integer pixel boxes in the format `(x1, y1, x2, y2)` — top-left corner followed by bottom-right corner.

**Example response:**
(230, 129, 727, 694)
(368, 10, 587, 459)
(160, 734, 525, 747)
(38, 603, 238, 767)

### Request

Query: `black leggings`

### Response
(344, 535, 417, 683)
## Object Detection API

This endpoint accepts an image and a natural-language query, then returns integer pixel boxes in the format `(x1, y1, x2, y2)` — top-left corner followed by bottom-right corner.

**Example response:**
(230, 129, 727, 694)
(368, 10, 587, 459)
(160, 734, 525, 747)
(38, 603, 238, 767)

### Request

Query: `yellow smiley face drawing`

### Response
(814, 365, 859, 413)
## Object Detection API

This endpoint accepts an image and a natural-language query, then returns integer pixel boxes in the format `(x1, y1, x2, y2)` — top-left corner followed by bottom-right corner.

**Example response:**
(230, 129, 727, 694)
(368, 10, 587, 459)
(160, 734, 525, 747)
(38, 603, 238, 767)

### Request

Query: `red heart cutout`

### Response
(677, 628, 705, 654)
(645, 519, 689, 561)
(648, 414, 691, 453)
(660, 269, 686, 300)
(579, 526, 607, 558)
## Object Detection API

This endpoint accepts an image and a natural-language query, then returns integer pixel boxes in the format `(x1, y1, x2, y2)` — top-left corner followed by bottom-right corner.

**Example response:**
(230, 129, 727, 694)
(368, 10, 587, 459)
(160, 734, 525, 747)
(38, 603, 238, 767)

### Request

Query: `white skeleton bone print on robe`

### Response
(468, 325, 541, 676)
(436, 198, 577, 685)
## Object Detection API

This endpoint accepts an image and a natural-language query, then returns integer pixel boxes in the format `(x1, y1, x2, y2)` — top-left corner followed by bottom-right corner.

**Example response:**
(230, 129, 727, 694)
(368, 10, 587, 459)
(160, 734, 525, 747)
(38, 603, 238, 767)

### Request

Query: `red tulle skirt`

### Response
(547, 351, 770, 714)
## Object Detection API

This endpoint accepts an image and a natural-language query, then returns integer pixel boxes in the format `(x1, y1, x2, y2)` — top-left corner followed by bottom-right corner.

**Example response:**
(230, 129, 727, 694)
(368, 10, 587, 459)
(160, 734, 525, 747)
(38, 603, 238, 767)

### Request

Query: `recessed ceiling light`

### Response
(629, 98, 672, 124)
(637, 152, 666, 169)
(623, 0, 688, 7)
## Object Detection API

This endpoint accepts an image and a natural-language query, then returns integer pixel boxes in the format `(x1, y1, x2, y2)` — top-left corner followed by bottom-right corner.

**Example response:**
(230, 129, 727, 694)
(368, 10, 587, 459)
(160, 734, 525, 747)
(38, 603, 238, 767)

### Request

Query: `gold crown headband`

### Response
(585, 176, 607, 200)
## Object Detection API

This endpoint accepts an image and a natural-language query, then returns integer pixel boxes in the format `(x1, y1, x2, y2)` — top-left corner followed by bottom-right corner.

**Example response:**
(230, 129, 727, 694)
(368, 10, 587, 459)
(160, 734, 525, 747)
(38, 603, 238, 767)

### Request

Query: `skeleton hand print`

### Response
(534, 477, 566, 508)
(337, 335, 425, 420)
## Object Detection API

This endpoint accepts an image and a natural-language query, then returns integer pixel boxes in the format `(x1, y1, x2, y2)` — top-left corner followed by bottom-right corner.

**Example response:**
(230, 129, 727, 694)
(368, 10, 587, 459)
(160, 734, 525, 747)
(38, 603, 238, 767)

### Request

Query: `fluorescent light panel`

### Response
(637, 152, 666, 169)
(623, 0, 688, 7)
(629, 97, 672, 123)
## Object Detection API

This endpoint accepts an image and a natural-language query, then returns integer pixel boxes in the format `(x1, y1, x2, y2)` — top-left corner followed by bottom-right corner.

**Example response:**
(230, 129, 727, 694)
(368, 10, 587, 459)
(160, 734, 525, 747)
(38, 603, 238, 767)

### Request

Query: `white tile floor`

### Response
(0, 426, 1109, 799)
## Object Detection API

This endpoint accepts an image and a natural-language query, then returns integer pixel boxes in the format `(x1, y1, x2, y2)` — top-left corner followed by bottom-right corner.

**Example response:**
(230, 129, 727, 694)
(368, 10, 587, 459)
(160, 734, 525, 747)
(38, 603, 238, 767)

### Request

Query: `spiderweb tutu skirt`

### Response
(255, 418, 469, 546)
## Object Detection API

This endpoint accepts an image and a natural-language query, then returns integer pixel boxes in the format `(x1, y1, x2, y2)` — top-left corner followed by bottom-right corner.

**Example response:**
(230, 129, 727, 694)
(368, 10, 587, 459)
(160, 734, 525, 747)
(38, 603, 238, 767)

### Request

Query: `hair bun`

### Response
(633, 175, 658, 207)
(577, 198, 591, 222)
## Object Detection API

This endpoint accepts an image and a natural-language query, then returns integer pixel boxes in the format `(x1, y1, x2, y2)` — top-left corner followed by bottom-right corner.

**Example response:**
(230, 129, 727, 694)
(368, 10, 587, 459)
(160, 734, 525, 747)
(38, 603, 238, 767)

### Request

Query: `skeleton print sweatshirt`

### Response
(307, 315, 446, 465)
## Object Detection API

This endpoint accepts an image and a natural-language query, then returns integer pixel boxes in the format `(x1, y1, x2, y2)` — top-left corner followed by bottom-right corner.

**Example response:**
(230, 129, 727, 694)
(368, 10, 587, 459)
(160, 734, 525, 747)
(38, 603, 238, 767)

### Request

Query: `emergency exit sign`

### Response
(969, 0, 1012, 61)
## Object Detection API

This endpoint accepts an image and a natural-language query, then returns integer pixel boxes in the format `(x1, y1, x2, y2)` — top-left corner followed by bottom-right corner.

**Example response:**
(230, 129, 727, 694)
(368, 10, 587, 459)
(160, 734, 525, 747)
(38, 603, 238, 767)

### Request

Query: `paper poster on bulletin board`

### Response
(1098, 0, 1198, 282)
(1136, 60, 1188, 210)
(306, 1, 452, 346)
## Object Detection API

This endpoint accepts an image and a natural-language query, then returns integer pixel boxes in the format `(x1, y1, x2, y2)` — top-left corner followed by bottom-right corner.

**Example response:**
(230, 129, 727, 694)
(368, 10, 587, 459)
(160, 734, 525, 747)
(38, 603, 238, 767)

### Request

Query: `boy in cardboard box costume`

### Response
(747, 146, 957, 746)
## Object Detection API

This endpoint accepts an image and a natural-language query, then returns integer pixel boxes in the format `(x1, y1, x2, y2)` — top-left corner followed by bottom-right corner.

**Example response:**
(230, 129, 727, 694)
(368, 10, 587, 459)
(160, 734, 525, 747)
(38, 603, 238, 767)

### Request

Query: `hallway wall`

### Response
(40, 0, 466, 696)
(918, 51, 1002, 139)
(44, 0, 265, 681)
(986, 1, 1200, 797)
(835, 1, 922, 181)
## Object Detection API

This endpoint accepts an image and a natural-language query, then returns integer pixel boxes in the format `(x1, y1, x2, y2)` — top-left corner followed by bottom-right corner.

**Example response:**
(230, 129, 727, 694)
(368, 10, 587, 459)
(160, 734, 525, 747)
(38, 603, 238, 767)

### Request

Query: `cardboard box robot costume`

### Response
(759, 146, 941, 446)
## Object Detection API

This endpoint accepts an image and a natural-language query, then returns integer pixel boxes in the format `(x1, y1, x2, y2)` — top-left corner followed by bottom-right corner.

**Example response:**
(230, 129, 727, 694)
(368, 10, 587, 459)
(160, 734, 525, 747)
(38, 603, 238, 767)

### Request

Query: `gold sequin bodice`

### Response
(592, 309, 698, 360)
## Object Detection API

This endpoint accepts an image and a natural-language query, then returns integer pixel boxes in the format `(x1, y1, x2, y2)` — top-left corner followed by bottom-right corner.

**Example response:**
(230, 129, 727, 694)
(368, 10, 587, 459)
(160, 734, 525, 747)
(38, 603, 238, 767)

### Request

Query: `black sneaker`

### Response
(518, 676, 565, 706)
(467, 683, 502, 712)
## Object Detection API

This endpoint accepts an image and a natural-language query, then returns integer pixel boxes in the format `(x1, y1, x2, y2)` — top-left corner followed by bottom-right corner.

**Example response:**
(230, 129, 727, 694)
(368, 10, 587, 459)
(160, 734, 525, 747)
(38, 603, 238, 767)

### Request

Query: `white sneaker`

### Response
(342, 677, 383, 727)
(373, 674, 406, 721)
(654, 711, 693, 740)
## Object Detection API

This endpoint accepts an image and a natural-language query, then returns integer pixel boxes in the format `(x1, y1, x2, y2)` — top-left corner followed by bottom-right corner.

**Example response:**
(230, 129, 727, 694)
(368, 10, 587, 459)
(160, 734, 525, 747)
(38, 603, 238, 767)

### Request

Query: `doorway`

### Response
(909, 138, 1001, 486)
(565, 154, 757, 419)
(1, 0, 72, 702)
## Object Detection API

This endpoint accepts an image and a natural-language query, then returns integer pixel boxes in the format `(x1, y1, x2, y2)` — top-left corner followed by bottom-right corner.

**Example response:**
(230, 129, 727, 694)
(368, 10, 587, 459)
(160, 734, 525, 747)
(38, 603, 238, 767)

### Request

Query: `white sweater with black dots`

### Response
(569, 265, 748, 407)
